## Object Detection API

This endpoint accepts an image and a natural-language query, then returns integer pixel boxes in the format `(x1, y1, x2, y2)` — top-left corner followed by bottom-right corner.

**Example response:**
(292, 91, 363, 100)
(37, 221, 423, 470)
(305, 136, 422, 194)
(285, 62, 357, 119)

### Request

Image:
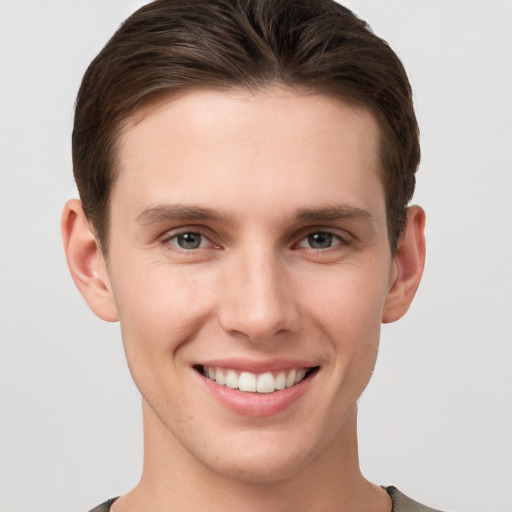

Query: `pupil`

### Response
(308, 232, 332, 249)
(178, 233, 201, 249)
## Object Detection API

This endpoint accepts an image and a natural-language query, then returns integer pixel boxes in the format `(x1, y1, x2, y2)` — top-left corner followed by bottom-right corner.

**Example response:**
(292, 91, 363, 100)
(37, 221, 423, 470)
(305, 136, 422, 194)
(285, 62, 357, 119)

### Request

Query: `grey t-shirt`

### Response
(87, 486, 444, 511)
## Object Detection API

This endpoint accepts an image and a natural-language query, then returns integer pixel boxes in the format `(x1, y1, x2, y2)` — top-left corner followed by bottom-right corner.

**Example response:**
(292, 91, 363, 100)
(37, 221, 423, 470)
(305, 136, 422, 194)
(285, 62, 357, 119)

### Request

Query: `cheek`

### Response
(304, 262, 389, 329)
(112, 265, 221, 410)
(111, 263, 217, 368)
(300, 262, 389, 373)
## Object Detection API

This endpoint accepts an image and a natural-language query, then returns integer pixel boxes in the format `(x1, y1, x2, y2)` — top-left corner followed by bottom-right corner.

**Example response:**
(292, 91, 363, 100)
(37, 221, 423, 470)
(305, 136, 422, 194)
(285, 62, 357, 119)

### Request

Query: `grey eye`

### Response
(175, 232, 203, 249)
(307, 232, 334, 249)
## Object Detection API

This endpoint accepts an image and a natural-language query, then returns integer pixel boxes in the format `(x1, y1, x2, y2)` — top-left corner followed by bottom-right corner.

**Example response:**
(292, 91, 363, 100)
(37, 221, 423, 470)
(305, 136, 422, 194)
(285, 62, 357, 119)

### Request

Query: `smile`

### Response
(199, 366, 317, 394)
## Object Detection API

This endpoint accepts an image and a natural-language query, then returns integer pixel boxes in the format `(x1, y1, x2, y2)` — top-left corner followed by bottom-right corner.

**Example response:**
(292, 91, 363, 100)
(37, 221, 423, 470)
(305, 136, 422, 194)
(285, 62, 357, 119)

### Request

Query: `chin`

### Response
(192, 428, 323, 485)
(206, 450, 311, 484)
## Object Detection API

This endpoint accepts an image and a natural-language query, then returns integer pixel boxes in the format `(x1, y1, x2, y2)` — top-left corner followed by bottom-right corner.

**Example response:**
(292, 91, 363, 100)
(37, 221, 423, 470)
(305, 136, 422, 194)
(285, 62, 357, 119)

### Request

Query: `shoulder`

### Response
(87, 498, 118, 512)
(386, 486, 446, 512)
(86, 490, 445, 512)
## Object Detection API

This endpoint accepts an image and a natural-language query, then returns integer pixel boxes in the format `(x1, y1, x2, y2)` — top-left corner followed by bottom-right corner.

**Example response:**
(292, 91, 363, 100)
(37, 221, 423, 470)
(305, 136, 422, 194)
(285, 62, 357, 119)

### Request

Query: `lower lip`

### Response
(197, 371, 315, 418)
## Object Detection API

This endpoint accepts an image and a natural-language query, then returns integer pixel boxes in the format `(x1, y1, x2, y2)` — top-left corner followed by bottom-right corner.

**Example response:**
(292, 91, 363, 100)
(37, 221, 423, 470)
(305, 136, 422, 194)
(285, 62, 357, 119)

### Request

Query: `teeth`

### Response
(295, 368, 307, 383)
(286, 369, 296, 388)
(256, 372, 275, 394)
(202, 366, 311, 393)
(275, 372, 286, 390)
(239, 372, 257, 392)
(225, 370, 238, 389)
(215, 368, 225, 386)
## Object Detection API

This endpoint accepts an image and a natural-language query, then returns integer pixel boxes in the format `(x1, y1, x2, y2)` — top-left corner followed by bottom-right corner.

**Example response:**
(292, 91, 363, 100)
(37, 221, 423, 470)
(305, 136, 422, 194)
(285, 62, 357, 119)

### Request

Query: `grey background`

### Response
(1, 1, 511, 511)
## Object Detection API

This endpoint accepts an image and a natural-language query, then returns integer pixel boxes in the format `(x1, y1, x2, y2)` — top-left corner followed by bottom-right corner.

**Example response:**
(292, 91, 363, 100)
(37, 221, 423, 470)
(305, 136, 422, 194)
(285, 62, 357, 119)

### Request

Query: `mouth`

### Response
(194, 365, 319, 394)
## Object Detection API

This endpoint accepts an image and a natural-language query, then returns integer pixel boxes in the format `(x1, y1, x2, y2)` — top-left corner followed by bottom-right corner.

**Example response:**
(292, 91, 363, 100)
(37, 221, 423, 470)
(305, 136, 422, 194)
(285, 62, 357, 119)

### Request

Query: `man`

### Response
(62, 0, 434, 510)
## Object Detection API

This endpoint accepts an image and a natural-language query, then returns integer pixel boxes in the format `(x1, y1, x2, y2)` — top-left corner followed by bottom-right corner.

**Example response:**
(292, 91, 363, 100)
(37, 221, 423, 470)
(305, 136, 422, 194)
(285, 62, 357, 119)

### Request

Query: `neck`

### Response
(113, 401, 390, 512)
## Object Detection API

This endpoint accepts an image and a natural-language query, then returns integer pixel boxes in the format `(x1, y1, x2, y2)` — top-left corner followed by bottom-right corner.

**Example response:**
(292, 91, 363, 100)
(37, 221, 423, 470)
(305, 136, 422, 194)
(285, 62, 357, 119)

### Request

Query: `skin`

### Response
(62, 87, 425, 512)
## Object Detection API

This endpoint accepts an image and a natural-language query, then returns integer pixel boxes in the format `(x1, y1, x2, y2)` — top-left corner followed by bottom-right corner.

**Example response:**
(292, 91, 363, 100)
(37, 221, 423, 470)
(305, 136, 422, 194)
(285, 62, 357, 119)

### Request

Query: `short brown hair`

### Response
(73, 0, 419, 253)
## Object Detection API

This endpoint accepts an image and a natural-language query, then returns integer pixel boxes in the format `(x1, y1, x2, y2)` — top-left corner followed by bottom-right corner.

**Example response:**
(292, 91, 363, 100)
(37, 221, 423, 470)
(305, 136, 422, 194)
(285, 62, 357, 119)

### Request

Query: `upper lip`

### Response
(195, 358, 319, 373)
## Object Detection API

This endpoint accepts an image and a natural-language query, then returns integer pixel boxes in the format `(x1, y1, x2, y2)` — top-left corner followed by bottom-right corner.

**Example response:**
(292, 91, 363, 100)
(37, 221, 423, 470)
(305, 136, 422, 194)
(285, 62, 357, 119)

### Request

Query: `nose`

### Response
(218, 246, 299, 343)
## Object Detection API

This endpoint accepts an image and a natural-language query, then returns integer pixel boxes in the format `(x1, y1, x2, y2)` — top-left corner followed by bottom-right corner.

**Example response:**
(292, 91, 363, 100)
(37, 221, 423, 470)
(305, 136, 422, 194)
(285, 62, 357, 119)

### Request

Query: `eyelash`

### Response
(160, 228, 350, 253)
(295, 231, 348, 251)
(160, 230, 217, 252)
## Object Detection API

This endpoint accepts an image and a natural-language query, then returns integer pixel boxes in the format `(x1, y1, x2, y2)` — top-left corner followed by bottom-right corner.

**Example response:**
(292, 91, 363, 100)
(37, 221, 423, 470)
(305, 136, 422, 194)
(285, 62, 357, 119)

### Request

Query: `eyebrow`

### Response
(135, 204, 233, 225)
(294, 204, 375, 224)
(135, 203, 374, 227)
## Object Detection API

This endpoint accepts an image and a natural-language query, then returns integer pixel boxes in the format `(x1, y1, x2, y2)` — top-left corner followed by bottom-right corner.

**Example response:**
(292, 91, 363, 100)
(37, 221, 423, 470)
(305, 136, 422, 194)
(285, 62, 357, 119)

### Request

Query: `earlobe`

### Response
(382, 205, 426, 324)
(61, 199, 119, 322)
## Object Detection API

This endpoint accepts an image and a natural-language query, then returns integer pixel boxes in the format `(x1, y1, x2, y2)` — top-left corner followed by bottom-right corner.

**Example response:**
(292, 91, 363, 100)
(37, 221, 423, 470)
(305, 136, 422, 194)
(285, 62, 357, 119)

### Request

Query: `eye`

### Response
(167, 232, 212, 250)
(297, 231, 345, 250)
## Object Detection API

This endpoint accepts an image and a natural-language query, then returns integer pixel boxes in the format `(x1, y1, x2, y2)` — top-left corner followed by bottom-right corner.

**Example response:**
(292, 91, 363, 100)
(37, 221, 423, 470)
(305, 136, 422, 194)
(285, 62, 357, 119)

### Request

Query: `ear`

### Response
(61, 199, 119, 322)
(382, 205, 426, 323)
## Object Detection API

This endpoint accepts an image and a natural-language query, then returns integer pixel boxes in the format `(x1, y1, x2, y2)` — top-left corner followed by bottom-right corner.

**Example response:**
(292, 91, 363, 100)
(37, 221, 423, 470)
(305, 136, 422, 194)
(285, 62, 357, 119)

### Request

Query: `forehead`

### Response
(113, 87, 385, 225)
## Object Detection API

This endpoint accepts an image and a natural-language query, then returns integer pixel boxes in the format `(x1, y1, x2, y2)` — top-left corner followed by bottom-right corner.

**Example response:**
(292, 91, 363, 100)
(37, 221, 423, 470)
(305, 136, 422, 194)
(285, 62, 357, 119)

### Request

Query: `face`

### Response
(105, 88, 397, 482)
